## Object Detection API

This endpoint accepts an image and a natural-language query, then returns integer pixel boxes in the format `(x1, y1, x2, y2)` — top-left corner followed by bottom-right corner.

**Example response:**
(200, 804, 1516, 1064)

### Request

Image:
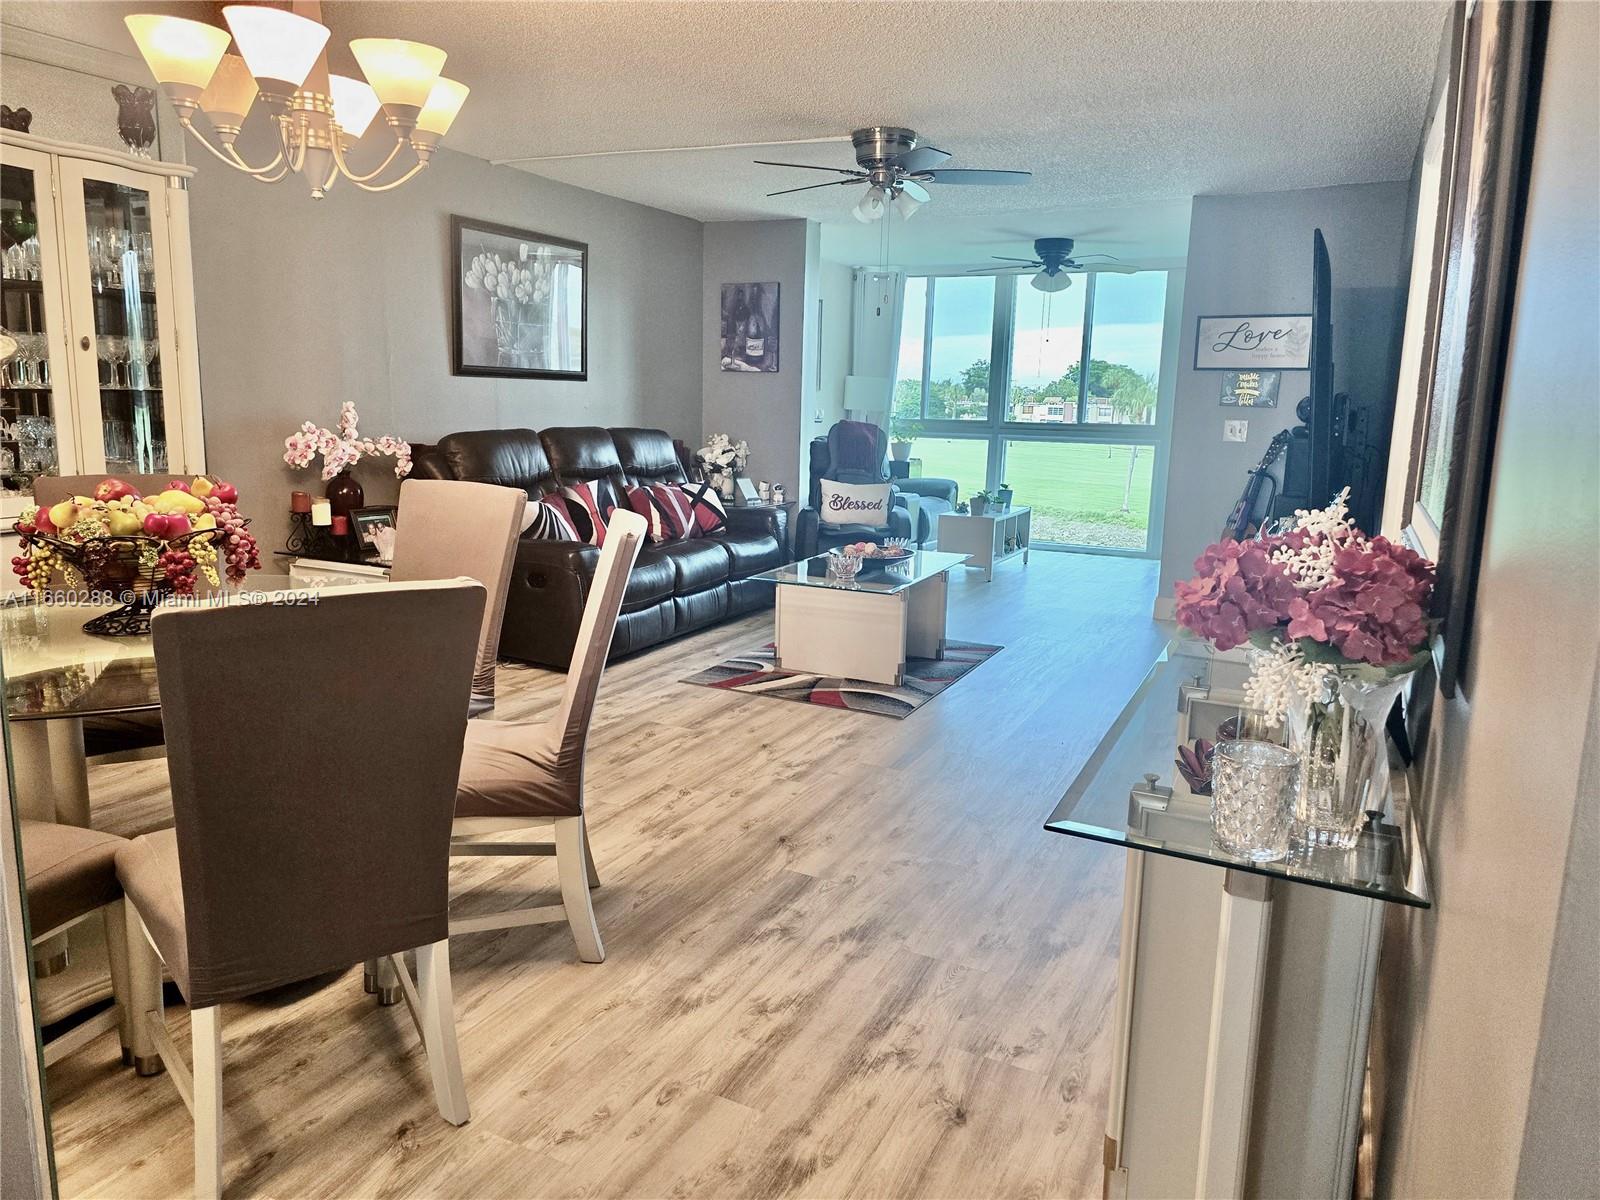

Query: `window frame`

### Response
(895, 268, 1171, 557)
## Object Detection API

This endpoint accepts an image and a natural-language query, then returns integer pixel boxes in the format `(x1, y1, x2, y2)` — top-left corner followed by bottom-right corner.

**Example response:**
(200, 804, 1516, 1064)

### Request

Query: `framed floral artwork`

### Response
(451, 216, 587, 380)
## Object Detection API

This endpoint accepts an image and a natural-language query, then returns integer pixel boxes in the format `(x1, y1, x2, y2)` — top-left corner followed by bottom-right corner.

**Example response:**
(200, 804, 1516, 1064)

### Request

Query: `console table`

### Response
(1045, 637, 1429, 1200)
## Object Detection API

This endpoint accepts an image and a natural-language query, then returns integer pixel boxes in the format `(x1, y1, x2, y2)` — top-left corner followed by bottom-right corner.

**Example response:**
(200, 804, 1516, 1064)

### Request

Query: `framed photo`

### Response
(348, 506, 398, 565)
(1219, 370, 1281, 407)
(1396, 0, 1545, 696)
(451, 215, 587, 380)
(720, 282, 780, 372)
(1194, 314, 1312, 370)
(734, 477, 761, 505)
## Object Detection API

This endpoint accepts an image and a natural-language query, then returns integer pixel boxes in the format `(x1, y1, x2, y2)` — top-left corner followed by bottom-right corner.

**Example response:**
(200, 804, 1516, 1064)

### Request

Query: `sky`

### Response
(897, 271, 1168, 389)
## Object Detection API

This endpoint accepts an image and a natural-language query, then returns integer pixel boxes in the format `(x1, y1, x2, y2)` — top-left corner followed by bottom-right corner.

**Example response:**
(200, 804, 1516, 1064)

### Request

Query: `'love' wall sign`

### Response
(1193, 314, 1312, 370)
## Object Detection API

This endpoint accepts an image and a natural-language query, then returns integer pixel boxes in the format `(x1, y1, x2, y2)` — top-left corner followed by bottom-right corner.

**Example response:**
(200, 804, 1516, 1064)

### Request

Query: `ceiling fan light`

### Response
(197, 53, 258, 136)
(124, 14, 231, 107)
(329, 73, 382, 139)
(350, 37, 447, 127)
(416, 77, 469, 137)
(221, 5, 330, 97)
(853, 186, 887, 224)
(1032, 270, 1072, 293)
(892, 189, 923, 220)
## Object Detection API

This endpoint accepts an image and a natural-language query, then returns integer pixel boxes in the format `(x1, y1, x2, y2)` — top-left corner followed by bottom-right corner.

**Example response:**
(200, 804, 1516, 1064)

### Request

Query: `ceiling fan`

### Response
(756, 126, 1031, 223)
(968, 237, 1138, 293)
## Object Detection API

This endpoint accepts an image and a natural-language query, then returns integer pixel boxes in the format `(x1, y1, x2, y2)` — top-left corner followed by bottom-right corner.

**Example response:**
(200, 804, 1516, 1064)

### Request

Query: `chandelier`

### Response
(124, 5, 468, 198)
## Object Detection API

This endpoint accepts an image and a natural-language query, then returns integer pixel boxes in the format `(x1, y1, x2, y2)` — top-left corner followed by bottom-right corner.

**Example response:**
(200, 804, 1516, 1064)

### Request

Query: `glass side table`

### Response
(1043, 635, 1431, 1200)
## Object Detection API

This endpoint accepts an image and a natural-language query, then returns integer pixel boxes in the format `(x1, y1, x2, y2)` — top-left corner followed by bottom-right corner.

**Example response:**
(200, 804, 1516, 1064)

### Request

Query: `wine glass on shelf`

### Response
(129, 337, 158, 389)
(23, 235, 41, 282)
(138, 231, 155, 290)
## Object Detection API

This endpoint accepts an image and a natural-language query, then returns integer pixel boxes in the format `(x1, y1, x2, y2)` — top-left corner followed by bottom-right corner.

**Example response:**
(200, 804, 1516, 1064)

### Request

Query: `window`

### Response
(1007, 283, 1086, 424)
(893, 268, 1171, 555)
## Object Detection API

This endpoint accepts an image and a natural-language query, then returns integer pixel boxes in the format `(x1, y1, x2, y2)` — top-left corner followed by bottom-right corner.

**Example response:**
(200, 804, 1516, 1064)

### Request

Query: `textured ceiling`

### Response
(319, 0, 1448, 234)
(9, 1, 1448, 254)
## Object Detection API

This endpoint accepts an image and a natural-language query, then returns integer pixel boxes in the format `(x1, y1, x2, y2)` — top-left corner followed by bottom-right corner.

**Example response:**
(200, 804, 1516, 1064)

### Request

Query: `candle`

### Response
(289, 490, 312, 514)
(310, 499, 332, 527)
(330, 514, 349, 536)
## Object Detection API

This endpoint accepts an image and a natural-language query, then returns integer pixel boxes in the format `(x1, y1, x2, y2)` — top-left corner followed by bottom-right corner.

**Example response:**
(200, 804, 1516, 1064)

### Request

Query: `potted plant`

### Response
(889, 419, 921, 462)
(996, 482, 1014, 510)
(1174, 488, 1435, 850)
(283, 401, 412, 517)
(969, 489, 992, 516)
(697, 432, 750, 499)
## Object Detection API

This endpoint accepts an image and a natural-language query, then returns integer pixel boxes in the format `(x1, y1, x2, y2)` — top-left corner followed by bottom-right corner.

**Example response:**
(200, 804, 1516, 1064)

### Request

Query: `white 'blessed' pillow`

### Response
(818, 479, 891, 527)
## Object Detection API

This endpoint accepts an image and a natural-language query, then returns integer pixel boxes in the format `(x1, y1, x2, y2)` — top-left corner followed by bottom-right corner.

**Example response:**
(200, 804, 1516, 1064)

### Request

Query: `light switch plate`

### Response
(1224, 419, 1249, 442)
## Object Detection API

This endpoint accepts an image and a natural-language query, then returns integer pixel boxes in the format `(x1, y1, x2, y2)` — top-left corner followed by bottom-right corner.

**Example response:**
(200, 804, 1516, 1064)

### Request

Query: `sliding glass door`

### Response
(892, 270, 1171, 555)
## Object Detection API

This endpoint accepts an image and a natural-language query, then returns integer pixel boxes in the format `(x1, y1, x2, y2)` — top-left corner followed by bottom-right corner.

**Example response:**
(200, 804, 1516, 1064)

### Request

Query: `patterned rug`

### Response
(681, 641, 1003, 719)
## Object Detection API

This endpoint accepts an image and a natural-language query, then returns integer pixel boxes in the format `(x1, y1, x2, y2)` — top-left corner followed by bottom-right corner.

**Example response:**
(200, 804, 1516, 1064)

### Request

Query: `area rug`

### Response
(681, 641, 1002, 719)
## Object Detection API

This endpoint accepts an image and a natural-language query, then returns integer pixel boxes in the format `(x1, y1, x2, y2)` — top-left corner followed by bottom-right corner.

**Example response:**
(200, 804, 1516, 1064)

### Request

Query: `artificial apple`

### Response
(47, 500, 81, 531)
(166, 479, 190, 493)
(210, 480, 238, 504)
(94, 477, 141, 502)
(106, 509, 143, 536)
(143, 512, 172, 537)
(31, 507, 54, 535)
(163, 514, 192, 536)
(189, 476, 215, 500)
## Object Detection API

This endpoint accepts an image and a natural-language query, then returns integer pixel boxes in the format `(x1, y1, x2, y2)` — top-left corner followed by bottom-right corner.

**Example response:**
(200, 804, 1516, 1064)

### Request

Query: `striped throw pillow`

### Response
(626, 483, 695, 543)
(560, 480, 616, 547)
(676, 481, 728, 535)
(525, 495, 580, 541)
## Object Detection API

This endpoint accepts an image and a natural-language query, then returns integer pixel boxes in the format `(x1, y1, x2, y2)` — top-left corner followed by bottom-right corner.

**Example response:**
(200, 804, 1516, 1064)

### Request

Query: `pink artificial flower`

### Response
(1174, 539, 1298, 651)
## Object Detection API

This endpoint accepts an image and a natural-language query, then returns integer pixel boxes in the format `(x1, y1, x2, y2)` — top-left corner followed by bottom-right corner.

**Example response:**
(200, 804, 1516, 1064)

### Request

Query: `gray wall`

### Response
(813, 258, 854, 431)
(1157, 182, 1411, 600)
(1377, 5, 1600, 1192)
(187, 145, 703, 565)
(700, 219, 818, 500)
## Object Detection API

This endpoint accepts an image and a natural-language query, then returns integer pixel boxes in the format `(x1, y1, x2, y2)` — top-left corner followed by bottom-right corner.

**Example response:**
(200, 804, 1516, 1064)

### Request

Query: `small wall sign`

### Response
(1219, 370, 1281, 407)
(1194, 314, 1311, 370)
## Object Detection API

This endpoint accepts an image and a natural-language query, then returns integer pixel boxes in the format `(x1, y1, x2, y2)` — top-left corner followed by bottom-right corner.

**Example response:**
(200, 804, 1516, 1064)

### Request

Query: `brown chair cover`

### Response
(389, 478, 526, 714)
(115, 580, 485, 1007)
(19, 819, 125, 934)
(454, 510, 645, 819)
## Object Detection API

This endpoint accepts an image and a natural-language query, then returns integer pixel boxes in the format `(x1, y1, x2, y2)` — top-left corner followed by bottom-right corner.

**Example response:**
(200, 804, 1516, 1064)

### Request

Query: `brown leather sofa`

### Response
(411, 426, 788, 668)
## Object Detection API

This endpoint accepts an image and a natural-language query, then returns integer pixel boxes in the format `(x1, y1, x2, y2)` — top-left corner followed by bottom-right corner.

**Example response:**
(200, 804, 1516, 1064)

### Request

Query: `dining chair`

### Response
(19, 819, 158, 1072)
(114, 579, 486, 1200)
(389, 478, 527, 717)
(447, 508, 646, 963)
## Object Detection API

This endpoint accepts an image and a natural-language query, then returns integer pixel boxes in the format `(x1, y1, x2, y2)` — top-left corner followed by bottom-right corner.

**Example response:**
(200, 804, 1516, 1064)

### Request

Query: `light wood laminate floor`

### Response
(45, 551, 1165, 1199)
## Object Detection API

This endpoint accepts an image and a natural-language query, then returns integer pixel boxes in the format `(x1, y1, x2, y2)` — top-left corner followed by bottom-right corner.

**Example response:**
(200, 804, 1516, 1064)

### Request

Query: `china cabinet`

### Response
(0, 130, 205, 535)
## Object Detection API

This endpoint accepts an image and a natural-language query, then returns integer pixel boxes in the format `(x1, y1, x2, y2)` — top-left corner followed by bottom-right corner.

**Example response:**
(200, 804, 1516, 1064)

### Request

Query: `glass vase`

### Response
(1210, 739, 1299, 862)
(1286, 670, 1407, 849)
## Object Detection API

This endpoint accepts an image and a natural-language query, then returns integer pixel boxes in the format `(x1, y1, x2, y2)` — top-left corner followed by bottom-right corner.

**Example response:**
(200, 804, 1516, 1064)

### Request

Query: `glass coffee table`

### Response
(753, 550, 968, 685)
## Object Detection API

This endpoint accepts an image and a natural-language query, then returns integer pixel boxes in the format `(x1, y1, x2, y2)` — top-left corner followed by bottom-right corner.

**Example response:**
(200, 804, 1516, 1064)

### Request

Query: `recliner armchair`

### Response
(795, 422, 959, 557)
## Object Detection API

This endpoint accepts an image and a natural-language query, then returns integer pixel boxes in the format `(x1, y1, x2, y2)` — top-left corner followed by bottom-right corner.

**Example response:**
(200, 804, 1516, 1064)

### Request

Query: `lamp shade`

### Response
(1031, 270, 1073, 293)
(221, 5, 329, 93)
(349, 38, 447, 122)
(124, 15, 231, 105)
(196, 53, 258, 133)
(416, 77, 469, 136)
(329, 74, 382, 138)
(892, 189, 923, 220)
(853, 186, 887, 224)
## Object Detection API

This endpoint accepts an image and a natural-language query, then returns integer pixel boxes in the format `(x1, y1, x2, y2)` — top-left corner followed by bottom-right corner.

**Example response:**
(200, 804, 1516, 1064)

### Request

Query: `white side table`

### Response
(937, 506, 1031, 581)
(285, 557, 391, 589)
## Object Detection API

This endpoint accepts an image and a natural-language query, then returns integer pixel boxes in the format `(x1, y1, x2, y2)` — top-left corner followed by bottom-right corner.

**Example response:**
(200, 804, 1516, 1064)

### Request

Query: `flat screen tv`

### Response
(1308, 228, 1335, 503)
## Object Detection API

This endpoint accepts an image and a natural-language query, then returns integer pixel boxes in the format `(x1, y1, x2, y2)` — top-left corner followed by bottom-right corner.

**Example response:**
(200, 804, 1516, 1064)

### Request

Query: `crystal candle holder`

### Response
(1209, 739, 1299, 862)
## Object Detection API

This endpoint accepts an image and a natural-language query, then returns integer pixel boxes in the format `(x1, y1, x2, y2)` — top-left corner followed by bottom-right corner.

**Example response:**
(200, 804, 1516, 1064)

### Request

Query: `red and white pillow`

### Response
(559, 480, 616, 547)
(626, 483, 696, 543)
(524, 495, 580, 541)
(676, 481, 727, 535)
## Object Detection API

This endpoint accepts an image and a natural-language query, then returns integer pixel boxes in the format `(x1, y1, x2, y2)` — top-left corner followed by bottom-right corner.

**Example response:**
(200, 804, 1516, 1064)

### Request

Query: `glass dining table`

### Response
(4, 598, 160, 828)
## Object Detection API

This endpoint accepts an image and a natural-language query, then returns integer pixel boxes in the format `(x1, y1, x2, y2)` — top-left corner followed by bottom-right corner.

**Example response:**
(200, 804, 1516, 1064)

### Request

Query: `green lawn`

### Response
(911, 438, 1154, 550)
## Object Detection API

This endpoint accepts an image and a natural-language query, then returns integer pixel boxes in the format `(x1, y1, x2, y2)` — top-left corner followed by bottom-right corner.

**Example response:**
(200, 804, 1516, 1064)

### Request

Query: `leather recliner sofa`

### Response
(411, 426, 788, 669)
(795, 423, 960, 557)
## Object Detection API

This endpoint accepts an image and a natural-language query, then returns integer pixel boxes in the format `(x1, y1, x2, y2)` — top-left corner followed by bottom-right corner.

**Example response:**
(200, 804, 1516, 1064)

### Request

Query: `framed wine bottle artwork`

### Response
(719, 282, 780, 373)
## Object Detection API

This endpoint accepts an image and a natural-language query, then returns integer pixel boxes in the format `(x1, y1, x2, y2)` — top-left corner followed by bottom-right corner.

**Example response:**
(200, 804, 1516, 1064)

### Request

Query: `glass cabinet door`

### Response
(0, 146, 78, 499)
(56, 160, 186, 477)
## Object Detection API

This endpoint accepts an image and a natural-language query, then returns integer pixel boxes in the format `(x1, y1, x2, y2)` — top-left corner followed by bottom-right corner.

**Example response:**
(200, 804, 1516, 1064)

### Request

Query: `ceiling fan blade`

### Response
(765, 178, 867, 197)
(967, 264, 1035, 274)
(990, 255, 1043, 264)
(1083, 263, 1140, 274)
(1070, 253, 1122, 261)
(898, 179, 931, 203)
(917, 169, 1032, 186)
(892, 145, 952, 174)
(753, 160, 865, 177)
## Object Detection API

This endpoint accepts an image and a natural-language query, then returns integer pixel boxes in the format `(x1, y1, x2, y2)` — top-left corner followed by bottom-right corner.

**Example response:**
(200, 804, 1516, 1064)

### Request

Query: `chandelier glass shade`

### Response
(124, 9, 468, 199)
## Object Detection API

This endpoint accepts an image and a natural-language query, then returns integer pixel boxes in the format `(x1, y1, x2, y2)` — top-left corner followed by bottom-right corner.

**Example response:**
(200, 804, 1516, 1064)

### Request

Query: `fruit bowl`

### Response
(13, 525, 229, 637)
